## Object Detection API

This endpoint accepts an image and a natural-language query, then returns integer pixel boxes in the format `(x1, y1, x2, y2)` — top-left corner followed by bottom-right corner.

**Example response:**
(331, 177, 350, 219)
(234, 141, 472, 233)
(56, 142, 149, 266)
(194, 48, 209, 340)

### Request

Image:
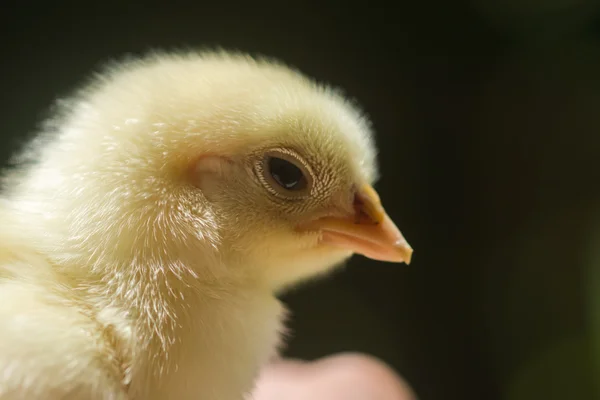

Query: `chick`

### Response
(0, 51, 413, 400)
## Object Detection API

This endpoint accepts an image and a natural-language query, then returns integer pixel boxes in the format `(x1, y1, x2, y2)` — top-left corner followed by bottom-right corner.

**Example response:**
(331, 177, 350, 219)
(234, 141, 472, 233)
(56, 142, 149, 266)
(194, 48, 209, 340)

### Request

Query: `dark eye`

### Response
(256, 149, 314, 198)
(267, 157, 307, 191)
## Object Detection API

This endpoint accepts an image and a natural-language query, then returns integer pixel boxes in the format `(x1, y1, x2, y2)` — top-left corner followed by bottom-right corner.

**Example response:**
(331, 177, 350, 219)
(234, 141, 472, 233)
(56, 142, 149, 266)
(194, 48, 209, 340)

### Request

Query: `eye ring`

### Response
(255, 148, 314, 199)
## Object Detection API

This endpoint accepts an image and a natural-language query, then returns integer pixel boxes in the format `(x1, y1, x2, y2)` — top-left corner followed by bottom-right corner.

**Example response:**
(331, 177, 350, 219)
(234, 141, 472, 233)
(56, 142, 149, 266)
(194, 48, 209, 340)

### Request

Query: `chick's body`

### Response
(0, 51, 412, 400)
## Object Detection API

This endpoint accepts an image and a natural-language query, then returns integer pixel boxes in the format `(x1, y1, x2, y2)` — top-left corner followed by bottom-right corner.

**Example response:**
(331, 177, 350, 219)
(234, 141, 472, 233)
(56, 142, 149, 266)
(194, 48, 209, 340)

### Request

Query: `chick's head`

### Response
(11, 52, 412, 291)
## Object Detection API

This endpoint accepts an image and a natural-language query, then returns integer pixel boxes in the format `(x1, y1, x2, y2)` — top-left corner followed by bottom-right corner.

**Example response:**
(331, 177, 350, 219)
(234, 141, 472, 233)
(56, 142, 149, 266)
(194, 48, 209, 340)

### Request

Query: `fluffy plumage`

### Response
(0, 50, 412, 400)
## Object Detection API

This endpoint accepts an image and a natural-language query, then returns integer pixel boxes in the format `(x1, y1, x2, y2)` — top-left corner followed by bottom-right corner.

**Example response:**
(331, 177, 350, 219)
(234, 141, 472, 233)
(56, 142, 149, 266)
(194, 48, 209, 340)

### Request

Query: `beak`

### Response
(303, 184, 413, 264)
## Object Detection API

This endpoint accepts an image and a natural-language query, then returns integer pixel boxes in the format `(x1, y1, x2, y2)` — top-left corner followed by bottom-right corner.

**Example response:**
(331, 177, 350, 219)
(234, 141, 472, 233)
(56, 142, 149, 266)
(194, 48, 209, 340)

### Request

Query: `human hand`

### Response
(251, 353, 417, 400)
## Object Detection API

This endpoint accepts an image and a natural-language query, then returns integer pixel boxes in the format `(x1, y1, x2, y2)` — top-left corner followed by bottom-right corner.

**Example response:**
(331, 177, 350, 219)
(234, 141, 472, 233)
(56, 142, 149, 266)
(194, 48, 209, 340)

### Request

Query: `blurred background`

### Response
(1, 1, 599, 399)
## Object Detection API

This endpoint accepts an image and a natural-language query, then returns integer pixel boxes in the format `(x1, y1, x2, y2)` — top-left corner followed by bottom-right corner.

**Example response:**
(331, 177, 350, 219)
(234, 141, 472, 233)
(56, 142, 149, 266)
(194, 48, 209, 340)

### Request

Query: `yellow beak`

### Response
(304, 184, 413, 264)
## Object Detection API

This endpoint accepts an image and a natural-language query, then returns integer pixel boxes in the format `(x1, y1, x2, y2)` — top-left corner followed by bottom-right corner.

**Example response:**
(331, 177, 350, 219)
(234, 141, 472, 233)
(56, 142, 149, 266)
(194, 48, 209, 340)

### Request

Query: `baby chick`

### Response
(0, 51, 412, 400)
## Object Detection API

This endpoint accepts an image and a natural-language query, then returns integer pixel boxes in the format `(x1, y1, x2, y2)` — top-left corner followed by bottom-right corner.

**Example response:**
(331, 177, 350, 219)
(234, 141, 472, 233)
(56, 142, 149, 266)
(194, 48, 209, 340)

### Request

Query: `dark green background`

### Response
(1, 1, 599, 399)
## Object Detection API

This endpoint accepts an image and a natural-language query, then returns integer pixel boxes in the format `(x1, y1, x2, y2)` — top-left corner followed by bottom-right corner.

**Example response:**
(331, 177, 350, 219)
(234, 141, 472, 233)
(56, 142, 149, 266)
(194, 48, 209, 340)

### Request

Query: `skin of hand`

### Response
(251, 353, 417, 400)
(0, 51, 414, 400)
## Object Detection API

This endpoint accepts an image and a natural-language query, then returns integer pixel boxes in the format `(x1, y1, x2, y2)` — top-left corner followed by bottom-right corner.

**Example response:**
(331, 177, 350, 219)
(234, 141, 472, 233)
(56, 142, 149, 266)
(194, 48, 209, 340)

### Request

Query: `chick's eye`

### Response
(256, 150, 313, 198)
(267, 157, 307, 191)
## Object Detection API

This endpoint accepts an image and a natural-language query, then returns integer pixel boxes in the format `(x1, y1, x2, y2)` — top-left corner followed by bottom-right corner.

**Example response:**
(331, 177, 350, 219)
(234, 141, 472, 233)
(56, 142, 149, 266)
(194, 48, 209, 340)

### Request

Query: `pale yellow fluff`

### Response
(0, 50, 379, 400)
